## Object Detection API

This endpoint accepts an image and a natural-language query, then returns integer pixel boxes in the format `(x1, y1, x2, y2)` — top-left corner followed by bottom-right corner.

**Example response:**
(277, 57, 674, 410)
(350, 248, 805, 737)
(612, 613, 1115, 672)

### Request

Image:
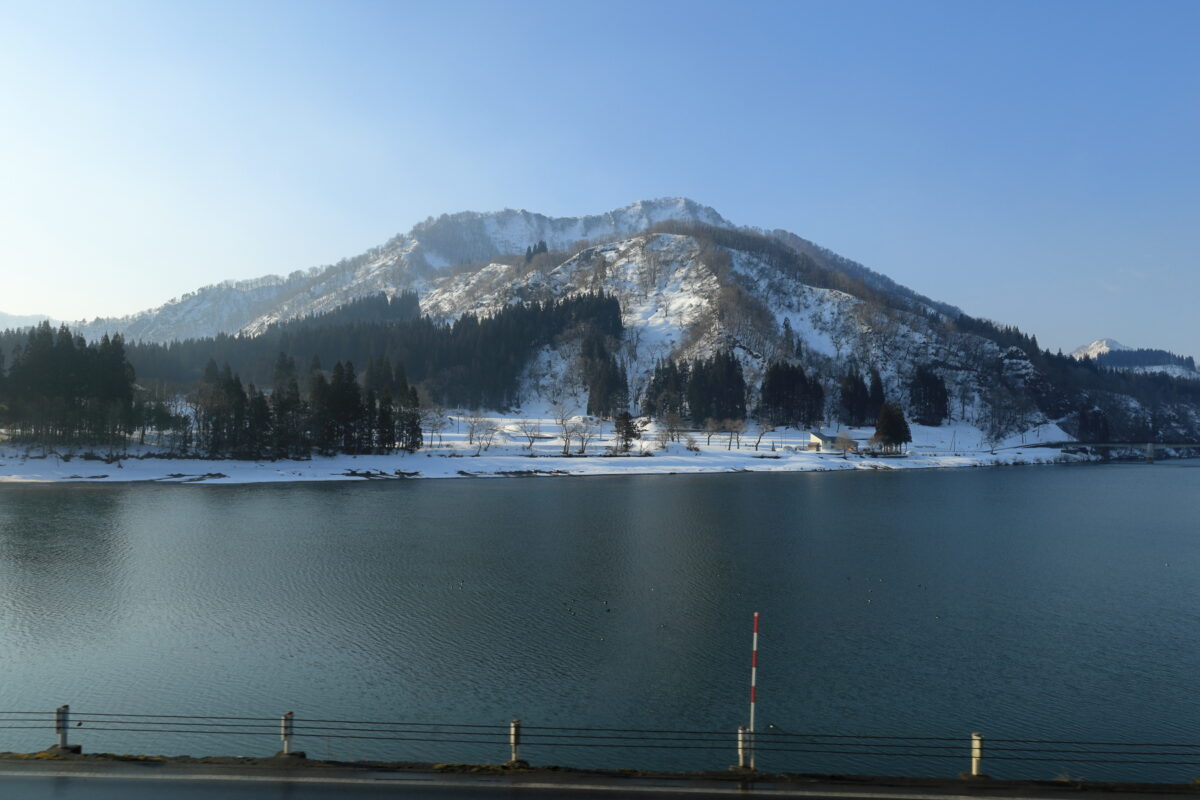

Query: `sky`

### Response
(1, 0, 1197, 356)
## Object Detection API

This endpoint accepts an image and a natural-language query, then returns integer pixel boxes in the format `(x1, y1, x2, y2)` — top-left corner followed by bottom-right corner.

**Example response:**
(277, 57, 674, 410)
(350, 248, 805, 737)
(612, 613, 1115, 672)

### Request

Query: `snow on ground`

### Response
(0, 416, 1088, 486)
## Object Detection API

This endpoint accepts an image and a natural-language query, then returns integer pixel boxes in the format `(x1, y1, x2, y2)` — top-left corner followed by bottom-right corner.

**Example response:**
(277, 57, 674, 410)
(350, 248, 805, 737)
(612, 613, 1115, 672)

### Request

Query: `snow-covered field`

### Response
(0, 413, 1087, 485)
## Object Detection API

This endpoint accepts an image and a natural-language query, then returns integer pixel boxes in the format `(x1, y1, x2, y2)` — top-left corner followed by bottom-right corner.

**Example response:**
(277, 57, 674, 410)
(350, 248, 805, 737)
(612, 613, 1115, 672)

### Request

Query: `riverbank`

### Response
(0, 418, 1087, 484)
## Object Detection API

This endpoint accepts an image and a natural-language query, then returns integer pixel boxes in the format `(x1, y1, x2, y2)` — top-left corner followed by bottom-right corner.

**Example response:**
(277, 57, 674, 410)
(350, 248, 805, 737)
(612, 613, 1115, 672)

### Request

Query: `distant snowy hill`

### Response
(1070, 338, 1130, 360)
(0, 311, 55, 330)
(1071, 338, 1198, 379)
(1127, 364, 1200, 379)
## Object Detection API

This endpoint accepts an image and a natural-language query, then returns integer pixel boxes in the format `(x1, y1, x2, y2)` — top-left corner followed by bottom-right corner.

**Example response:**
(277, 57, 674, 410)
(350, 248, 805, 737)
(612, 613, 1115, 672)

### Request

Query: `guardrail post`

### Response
(509, 718, 521, 763)
(280, 711, 294, 755)
(56, 705, 68, 749)
(970, 731, 983, 777)
(273, 711, 304, 759)
(737, 725, 748, 768)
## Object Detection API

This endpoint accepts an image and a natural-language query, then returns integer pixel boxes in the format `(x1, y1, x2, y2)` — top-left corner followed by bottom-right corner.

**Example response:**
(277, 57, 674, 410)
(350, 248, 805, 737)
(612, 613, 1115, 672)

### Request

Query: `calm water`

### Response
(0, 462, 1198, 780)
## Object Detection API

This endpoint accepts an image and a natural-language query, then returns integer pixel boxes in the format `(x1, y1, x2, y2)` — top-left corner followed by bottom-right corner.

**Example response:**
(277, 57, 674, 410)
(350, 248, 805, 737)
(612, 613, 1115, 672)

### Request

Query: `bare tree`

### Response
(724, 418, 746, 450)
(516, 418, 542, 451)
(654, 426, 671, 450)
(575, 419, 600, 455)
(465, 410, 488, 446)
(835, 432, 856, 458)
(475, 420, 500, 455)
(421, 405, 449, 447)
(704, 418, 721, 446)
(753, 422, 776, 452)
(664, 412, 685, 443)
(552, 402, 577, 456)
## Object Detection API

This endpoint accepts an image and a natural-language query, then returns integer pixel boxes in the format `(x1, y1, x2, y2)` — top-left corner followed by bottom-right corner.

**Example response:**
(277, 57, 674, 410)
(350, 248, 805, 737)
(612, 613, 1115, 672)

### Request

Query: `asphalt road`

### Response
(0, 772, 768, 799)
(2, 765, 1198, 800)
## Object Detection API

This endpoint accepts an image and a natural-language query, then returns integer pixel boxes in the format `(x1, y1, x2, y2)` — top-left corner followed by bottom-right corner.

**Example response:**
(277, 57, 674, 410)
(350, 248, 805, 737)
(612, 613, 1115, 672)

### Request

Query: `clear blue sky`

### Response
(2, 0, 1197, 356)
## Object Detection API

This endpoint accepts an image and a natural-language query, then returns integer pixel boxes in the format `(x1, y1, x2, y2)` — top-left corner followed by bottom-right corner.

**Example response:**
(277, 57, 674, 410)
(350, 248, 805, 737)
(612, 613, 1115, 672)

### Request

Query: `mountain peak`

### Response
(404, 197, 730, 270)
(1071, 338, 1130, 360)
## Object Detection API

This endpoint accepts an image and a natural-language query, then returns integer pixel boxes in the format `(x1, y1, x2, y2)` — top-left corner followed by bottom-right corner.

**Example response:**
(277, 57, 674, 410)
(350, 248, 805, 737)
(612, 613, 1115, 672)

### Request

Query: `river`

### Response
(0, 461, 1197, 781)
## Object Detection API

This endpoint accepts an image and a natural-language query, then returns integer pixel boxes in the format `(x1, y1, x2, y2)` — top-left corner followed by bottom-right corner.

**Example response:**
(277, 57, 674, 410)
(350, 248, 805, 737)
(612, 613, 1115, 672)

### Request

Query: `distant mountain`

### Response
(1071, 338, 1198, 378)
(1071, 338, 1130, 360)
(0, 311, 55, 330)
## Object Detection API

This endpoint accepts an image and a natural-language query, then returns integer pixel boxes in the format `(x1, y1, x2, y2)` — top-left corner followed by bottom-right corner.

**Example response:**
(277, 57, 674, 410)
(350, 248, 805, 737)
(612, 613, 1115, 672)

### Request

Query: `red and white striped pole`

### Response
(749, 611, 759, 770)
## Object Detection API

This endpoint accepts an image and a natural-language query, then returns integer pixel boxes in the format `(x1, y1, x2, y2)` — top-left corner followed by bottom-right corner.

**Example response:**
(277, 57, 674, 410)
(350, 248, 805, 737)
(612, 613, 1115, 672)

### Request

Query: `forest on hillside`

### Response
(2, 282, 1200, 458)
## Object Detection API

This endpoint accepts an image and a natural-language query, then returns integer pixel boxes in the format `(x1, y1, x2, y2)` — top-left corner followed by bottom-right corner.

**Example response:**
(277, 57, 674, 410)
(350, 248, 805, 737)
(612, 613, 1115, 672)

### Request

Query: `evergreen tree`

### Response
(874, 402, 912, 453)
(838, 368, 870, 426)
(271, 377, 306, 457)
(909, 365, 949, 426)
(272, 352, 297, 392)
(246, 385, 272, 458)
(643, 359, 688, 418)
(867, 369, 885, 421)
(377, 389, 396, 452)
(613, 411, 638, 452)
(686, 351, 745, 424)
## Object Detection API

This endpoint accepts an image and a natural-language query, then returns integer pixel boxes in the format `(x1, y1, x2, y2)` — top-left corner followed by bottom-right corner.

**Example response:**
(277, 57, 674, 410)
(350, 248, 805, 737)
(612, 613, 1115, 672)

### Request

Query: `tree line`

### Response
(1095, 348, 1195, 371)
(0, 322, 135, 448)
(180, 354, 424, 459)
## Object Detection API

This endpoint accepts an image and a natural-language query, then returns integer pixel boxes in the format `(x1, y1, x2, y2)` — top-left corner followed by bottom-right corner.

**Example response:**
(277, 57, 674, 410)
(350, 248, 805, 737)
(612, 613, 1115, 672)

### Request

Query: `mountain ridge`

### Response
(68, 198, 730, 343)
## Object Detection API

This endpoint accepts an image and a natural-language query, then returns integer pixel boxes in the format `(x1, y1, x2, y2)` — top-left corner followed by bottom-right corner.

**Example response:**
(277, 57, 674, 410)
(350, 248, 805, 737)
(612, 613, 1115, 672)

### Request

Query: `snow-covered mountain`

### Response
(0, 311, 55, 330)
(58, 197, 1200, 442)
(420, 230, 952, 406)
(73, 198, 729, 343)
(1071, 338, 1199, 379)
(1071, 338, 1130, 360)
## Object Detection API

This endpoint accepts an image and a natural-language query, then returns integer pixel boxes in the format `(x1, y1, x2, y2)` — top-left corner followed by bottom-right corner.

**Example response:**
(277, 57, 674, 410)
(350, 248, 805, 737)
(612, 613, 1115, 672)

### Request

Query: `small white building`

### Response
(808, 429, 871, 452)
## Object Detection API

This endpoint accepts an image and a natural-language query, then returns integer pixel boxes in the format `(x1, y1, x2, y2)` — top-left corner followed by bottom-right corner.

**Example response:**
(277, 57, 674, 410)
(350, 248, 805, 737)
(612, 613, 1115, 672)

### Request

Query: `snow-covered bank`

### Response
(0, 416, 1091, 485)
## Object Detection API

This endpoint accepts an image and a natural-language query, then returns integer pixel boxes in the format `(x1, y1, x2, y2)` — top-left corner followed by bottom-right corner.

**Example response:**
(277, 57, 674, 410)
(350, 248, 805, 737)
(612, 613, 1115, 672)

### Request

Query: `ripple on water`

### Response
(0, 466, 1196, 779)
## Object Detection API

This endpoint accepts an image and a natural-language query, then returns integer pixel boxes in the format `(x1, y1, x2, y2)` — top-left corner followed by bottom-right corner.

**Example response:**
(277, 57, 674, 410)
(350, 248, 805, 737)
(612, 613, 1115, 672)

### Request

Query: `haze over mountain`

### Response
(0, 311, 55, 329)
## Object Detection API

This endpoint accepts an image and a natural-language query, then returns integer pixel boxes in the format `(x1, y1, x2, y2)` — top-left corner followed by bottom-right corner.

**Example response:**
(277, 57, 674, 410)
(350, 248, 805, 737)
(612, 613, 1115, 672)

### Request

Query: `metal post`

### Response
(280, 711, 294, 756)
(737, 725, 748, 768)
(970, 732, 983, 777)
(748, 612, 759, 770)
(509, 718, 521, 763)
(56, 705, 69, 749)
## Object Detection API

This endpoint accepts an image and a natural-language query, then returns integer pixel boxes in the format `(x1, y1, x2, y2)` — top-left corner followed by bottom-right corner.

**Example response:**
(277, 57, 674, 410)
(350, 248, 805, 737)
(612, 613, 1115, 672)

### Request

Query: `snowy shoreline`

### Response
(0, 417, 1093, 485)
